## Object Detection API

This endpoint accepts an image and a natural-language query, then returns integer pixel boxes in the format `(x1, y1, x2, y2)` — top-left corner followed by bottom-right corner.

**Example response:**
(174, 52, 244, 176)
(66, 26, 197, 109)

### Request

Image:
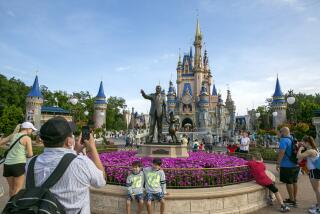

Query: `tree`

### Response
(105, 96, 126, 131)
(0, 74, 30, 114)
(0, 105, 24, 135)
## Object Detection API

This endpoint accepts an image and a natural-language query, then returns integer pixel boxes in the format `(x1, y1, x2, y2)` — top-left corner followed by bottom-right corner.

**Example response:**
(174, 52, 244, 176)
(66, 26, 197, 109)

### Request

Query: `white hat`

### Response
(21, 122, 37, 131)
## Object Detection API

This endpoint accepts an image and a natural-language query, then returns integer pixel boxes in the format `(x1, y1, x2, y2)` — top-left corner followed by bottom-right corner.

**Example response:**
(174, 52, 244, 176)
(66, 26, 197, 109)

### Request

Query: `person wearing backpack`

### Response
(297, 136, 320, 214)
(276, 127, 300, 207)
(0, 122, 35, 197)
(3, 116, 106, 214)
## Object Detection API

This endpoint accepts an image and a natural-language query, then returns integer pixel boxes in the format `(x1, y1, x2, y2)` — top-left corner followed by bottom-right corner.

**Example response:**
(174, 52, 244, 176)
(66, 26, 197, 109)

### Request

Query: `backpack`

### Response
(2, 153, 77, 214)
(283, 137, 298, 164)
(0, 134, 27, 164)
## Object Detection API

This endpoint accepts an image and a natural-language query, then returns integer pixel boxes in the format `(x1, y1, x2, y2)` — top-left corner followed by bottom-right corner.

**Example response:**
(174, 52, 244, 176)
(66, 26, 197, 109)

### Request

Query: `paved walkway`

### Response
(0, 163, 316, 213)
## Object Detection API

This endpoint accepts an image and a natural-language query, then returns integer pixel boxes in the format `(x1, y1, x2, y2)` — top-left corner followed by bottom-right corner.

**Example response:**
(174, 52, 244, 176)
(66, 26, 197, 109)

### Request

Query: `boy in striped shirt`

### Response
(144, 158, 167, 214)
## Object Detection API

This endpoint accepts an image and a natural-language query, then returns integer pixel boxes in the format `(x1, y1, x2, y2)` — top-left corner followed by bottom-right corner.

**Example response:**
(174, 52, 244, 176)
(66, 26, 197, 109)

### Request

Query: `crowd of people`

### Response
(1, 118, 320, 213)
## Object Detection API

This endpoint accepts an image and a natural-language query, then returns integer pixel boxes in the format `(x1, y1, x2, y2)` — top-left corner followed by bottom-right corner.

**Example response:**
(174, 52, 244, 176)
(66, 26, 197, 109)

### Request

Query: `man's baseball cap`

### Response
(21, 122, 37, 131)
(40, 116, 76, 143)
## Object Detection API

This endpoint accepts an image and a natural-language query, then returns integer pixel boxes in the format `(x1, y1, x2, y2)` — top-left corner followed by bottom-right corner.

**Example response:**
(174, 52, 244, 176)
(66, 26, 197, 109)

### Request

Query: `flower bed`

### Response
(100, 151, 253, 188)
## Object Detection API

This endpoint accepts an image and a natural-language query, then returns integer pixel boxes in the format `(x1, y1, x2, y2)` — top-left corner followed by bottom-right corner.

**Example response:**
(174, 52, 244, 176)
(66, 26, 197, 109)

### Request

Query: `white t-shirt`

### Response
(240, 137, 250, 151)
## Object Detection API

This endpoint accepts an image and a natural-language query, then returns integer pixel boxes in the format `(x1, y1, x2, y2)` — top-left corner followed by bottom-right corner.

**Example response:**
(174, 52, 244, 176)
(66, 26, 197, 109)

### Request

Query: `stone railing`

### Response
(90, 182, 268, 214)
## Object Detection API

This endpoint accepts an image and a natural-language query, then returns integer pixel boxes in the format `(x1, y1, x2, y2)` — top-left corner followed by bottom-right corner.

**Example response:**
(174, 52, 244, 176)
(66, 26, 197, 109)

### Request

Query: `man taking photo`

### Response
(26, 116, 106, 213)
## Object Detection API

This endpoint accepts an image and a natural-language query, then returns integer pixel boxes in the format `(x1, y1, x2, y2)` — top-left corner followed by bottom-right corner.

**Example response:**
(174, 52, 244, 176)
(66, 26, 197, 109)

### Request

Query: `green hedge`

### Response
(250, 147, 278, 161)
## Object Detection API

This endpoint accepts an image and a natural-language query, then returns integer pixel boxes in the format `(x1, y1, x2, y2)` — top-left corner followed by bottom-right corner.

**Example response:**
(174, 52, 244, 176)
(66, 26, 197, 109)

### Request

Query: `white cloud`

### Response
(307, 17, 318, 22)
(115, 66, 131, 72)
(126, 98, 150, 114)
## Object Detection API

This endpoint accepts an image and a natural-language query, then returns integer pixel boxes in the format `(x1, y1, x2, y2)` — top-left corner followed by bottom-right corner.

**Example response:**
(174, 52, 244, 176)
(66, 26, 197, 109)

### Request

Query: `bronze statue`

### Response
(141, 85, 166, 143)
(165, 111, 179, 143)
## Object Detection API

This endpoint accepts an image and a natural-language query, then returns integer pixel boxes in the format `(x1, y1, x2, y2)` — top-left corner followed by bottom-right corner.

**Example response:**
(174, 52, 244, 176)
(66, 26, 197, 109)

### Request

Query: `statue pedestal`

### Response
(136, 144, 189, 158)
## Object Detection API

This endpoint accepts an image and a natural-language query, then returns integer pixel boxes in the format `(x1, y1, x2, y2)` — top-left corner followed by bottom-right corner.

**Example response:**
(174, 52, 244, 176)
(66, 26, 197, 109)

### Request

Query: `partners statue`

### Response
(141, 85, 166, 143)
(165, 112, 179, 143)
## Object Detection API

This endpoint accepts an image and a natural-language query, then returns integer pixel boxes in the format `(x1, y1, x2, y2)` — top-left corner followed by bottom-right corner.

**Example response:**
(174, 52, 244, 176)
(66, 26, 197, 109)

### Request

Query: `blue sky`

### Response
(1, 0, 320, 115)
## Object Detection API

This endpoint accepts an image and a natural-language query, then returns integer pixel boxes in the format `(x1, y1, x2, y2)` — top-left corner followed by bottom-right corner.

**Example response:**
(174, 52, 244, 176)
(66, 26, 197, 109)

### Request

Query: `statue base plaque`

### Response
(136, 144, 189, 158)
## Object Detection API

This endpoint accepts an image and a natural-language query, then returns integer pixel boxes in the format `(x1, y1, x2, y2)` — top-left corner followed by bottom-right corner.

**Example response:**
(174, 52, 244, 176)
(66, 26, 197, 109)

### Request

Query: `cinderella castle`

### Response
(165, 20, 236, 137)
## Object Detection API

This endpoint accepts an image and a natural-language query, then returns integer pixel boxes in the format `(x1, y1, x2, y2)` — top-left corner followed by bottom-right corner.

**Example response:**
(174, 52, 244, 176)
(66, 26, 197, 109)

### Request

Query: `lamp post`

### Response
(272, 111, 278, 129)
(255, 112, 260, 131)
(68, 97, 79, 122)
(287, 90, 296, 123)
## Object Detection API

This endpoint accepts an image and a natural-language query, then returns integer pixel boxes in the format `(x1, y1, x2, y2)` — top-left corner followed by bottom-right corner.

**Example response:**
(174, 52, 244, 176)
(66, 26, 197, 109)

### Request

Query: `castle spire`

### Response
(212, 84, 218, 96)
(195, 18, 201, 38)
(96, 81, 106, 99)
(193, 18, 203, 69)
(273, 76, 284, 97)
(27, 75, 43, 98)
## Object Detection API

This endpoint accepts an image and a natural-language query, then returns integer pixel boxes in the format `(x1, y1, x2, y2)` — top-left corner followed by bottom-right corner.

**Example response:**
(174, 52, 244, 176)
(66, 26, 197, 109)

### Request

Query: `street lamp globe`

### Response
(272, 112, 278, 117)
(84, 110, 89, 116)
(69, 98, 78, 105)
(287, 96, 295, 105)
(255, 112, 260, 118)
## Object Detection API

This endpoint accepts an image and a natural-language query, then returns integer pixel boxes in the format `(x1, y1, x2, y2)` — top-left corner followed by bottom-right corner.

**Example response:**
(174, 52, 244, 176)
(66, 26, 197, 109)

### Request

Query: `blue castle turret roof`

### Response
(212, 84, 217, 96)
(168, 81, 175, 94)
(272, 76, 286, 104)
(27, 75, 43, 98)
(273, 77, 284, 97)
(95, 81, 106, 104)
(96, 81, 106, 98)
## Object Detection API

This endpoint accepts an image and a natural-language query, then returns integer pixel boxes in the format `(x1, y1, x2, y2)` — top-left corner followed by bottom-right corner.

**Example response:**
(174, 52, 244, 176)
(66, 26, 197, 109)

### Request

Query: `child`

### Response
(126, 161, 144, 214)
(247, 153, 290, 213)
(227, 142, 238, 153)
(144, 158, 167, 214)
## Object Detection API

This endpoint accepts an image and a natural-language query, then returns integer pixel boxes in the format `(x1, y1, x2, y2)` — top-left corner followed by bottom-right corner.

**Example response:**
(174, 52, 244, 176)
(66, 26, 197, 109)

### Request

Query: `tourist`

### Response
(239, 131, 250, 153)
(192, 139, 199, 152)
(276, 127, 300, 207)
(297, 136, 320, 214)
(199, 142, 204, 150)
(1, 122, 34, 197)
(226, 141, 238, 153)
(126, 161, 144, 214)
(247, 153, 290, 212)
(26, 117, 106, 213)
(144, 158, 167, 214)
(181, 134, 188, 145)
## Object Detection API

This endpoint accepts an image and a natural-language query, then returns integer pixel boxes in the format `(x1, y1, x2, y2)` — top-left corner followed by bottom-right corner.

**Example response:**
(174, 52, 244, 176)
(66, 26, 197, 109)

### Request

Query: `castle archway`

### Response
(182, 118, 193, 131)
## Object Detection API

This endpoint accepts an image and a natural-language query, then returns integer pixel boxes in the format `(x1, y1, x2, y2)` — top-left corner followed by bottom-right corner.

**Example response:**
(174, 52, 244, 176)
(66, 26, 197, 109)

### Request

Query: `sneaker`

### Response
(280, 205, 290, 213)
(309, 206, 320, 214)
(283, 199, 298, 207)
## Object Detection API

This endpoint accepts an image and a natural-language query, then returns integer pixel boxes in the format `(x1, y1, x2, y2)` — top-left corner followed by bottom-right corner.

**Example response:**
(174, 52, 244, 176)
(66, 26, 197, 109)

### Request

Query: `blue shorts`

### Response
(145, 192, 164, 202)
(127, 193, 144, 201)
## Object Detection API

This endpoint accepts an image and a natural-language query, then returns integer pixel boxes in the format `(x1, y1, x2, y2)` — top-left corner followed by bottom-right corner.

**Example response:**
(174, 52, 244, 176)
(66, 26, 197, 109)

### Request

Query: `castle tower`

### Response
(26, 75, 43, 129)
(198, 81, 210, 130)
(94, 81, 107, 129)
(212, 84, 218, 96)
(225, 90, 236, 137)
(167, 81, 177, 114)
(272, 76, 287, 129)
(194, 19, 204, 98)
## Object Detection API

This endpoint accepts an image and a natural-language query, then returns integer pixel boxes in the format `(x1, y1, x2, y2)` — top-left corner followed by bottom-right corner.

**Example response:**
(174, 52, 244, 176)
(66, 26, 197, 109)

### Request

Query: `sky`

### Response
(0, 0, 320, 115)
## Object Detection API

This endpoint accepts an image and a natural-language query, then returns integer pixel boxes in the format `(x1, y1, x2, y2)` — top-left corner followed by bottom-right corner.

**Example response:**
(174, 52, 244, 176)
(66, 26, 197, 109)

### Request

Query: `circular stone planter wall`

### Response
(90, 182, 268, 214)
